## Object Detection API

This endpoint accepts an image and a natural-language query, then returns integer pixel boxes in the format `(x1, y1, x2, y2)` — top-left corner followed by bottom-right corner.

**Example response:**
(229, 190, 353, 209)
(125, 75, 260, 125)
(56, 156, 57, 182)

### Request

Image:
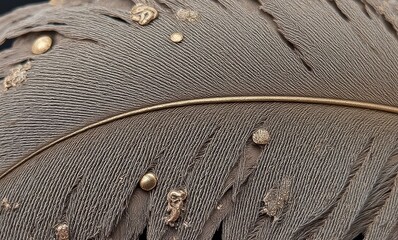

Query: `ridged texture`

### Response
(0, 0, 398, 174)
(0, 103, 398, 240)
(1, 0, 398, 239)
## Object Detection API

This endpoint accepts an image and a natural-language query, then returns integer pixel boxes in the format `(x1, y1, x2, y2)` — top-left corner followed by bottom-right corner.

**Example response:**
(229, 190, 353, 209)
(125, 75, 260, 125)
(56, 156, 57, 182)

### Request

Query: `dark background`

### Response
(0, 0, 46, 16)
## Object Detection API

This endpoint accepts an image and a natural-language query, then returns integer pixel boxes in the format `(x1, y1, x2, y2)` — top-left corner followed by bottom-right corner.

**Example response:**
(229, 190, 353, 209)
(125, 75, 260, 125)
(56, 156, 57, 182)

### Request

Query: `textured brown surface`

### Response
(1, 0, 398, 239)
(1, 103, 398, 239)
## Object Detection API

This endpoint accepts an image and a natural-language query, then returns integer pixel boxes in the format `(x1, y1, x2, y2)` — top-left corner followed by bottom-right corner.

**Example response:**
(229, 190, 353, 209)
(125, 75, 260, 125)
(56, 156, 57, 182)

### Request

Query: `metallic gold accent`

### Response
(170, 32, 184, 43)
(165, 189, 187, 227)
(139, 172, 158, 191)
(55, 223, 69, 240)
(32, 36, 52, 55)
(261, 177, 291, 221)
(1, 198, 12, 210)
(176, 9, 199, 22)
(131, 4, 158, 26)
(3, 62, 32, 90)
(1, 96, 398, 179)
(252, 128, 270, 145)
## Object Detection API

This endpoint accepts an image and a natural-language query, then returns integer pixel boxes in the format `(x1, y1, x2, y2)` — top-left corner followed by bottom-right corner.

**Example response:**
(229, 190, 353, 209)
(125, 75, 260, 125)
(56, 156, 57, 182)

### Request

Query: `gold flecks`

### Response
(32, 36, 53, 55)
(261, 177, 292, 221)
(165, 189, 187, 227)
(1, 198, 11, 210)
(182, 221, 191, 228)
(3, 62, 32, 91)
(1, 198, 20, 211)
(252, 128, 270, 145)
(131, 3, 158, 26)
(170, 32, 184, 43)
(176, 8, 199, 22)
(139, 172, 158, 191)
(55, 223, 69, 240)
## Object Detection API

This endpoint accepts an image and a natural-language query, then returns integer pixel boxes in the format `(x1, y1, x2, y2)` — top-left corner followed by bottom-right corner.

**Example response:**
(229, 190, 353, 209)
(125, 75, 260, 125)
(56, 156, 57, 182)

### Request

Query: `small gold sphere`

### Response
(170, 32, 184, 43)
(252, 128, 270, 145)
(139, 172, 158, 191)
(32, 36, 53, 55)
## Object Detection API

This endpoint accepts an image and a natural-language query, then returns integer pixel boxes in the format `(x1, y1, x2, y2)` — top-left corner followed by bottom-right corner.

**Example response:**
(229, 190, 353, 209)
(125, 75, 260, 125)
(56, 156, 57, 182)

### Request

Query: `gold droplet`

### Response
(131, 4, 158, 26)
(55, 223, 69, 240)
(32, 36, 52, 55)
(252, 128, 270, 145)
(139, 172, 158, 191)
(170, 32, 184, 43)
(165, 189, 187, 226)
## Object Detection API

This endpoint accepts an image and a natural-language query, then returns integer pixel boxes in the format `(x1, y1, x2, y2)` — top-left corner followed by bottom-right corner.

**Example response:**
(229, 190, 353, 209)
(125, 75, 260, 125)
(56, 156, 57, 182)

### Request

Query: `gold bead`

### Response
(252, 128, 270, 145)
(139, 172, 158, 191)
(32, 36, 52, 55)
(170, 32, 184, 43)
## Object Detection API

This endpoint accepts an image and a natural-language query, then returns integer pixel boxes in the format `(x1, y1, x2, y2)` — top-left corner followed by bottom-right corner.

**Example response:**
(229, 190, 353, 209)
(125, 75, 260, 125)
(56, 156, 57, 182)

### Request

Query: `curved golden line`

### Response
(2, 96, 398, 179)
